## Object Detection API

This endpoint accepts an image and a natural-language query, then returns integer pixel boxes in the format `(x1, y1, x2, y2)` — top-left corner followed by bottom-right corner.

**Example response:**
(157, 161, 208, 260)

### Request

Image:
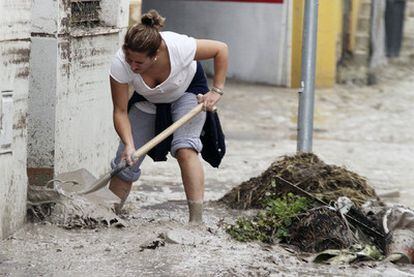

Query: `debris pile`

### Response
(288, 206, 354, 252)
(220, 153, 377, 210)
(220, 153, 398, 262)
(27, 169, 125, 229)
(226, 193, 312, 244)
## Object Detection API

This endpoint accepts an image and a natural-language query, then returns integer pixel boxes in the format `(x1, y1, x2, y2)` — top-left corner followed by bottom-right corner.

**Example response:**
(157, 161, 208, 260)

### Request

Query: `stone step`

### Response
(359, 1, 372, 18)
(355, 34, 370, 52)
(403, 18, 414, 35)
(400, 50, 414, 58)
(402, 36, 414, 49)
(356, 31, 370, 39)
(407, 2, 414, 17)
(357, 17, 371, 33)
(353, 50, 370, 66)
(336, 65, 368, 85)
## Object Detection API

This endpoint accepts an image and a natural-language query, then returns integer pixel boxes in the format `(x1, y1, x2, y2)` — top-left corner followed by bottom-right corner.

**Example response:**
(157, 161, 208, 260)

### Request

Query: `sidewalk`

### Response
(0, 63, 413, 276)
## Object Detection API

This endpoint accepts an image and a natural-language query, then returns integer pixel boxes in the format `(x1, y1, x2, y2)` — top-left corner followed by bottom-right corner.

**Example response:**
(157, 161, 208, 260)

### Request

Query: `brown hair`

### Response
(123, 10, 165, 57)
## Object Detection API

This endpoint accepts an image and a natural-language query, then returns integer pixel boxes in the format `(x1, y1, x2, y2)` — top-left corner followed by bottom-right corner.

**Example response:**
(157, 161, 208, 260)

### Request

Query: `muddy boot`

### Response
(113, 203, 123, 215)
(188, 200, 203, 224)
(113, 192, 130, 215)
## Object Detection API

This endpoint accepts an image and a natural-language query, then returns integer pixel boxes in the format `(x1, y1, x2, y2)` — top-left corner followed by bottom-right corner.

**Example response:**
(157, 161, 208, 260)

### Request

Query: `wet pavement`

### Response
(1, 62, 414, 276)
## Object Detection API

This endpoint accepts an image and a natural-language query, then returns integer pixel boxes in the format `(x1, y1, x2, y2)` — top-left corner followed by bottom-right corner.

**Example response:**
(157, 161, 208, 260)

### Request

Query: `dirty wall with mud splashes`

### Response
(0, 0, 32, 239)
(28, 0, 129, 185)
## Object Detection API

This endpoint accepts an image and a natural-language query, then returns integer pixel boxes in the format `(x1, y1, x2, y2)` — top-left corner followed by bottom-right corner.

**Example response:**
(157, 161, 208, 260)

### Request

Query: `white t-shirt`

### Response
(110, 31, 197, 114)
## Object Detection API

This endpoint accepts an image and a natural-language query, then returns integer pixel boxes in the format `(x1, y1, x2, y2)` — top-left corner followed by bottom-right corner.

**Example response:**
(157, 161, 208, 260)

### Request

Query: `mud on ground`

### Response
(1, 200, 413, 276)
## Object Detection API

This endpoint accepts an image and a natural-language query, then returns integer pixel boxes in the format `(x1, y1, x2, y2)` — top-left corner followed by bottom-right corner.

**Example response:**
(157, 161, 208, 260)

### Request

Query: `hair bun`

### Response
(141, 9, 165, 30)
(141, 16, 155, 26)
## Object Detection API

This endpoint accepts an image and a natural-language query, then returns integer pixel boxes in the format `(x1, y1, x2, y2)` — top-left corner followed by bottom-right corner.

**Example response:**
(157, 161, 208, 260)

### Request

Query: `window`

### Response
(71, 0, 101, 27)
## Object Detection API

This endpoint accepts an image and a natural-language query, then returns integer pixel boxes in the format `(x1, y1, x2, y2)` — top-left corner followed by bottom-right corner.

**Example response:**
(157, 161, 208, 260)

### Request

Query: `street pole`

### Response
(297, 0, 319, 153)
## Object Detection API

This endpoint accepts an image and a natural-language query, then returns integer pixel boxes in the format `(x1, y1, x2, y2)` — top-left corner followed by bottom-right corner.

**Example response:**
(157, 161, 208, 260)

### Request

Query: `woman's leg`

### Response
(171, 93, 206, 223)
(109, 105, 155, 212)
(176, 148, 205, 222)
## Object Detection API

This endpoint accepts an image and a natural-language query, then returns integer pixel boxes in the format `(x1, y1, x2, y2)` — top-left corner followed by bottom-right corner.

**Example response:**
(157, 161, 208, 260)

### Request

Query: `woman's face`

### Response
(124, 49, 156, 74)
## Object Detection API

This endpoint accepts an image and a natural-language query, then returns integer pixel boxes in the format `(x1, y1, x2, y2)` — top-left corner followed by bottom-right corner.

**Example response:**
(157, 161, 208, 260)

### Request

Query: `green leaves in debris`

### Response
(227, 192, 311, 243)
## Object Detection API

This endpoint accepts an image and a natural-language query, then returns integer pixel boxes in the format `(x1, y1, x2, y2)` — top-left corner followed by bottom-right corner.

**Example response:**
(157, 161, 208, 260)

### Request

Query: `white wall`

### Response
(28, 38, 57, 168)
(28, 0, 129, 183)
(0, 0, 31, 239)
(142, 0, 290, 86)
(54, 33, 122, 176)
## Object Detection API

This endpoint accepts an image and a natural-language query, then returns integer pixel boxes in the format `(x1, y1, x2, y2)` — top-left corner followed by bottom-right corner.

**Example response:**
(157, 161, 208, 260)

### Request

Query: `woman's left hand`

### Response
(197, 91, 221, 111)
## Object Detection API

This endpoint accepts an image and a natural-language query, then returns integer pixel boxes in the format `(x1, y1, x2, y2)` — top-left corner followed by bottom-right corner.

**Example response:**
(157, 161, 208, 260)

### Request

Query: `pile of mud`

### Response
(220, 153, 378, 209)
(27, 169, 125, 229)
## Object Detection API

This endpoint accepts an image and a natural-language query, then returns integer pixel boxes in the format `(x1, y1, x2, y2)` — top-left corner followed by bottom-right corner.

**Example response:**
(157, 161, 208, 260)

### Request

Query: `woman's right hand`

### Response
(121, 144, 136, 166)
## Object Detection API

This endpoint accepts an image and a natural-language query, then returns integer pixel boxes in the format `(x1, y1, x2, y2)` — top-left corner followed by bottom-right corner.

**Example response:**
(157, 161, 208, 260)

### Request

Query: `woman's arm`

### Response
(195, 39, 228, 90)
(194, 39, 228, 110)
(110, 76, 135, 165)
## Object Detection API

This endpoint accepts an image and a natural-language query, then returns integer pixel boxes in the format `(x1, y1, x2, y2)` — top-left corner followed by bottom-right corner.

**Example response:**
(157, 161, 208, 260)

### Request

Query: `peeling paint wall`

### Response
(0, 0, 31, 239)
(28, 0, 129, 184)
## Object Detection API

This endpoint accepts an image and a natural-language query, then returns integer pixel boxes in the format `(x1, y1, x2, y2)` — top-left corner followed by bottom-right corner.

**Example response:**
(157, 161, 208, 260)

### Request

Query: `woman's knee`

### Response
(176, 148, 198, 162)
(171, 137, 202, 158)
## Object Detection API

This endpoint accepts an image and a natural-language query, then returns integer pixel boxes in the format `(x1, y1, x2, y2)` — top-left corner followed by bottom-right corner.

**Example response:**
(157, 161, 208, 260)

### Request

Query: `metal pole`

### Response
(297, 0, 319, 152)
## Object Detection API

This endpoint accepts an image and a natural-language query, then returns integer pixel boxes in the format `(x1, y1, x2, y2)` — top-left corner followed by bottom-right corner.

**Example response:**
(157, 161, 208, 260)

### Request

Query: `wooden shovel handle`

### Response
(131, 103, 205, 161)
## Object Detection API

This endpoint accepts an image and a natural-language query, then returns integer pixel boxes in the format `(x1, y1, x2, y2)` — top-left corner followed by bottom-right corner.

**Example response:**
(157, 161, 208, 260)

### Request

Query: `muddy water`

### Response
(1, 63, 414, 276)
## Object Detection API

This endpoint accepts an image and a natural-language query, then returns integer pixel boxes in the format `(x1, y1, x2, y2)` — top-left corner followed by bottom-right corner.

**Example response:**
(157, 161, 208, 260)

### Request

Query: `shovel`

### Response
(78, 102, 208, 195)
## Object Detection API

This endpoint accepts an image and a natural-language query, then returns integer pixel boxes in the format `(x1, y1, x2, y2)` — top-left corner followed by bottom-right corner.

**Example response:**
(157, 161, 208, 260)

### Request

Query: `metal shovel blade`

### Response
(77, 161, 127, 195)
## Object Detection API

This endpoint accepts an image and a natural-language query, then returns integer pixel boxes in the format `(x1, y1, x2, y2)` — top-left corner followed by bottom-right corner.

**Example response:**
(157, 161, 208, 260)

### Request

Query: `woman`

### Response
(108, 9, 228, 223)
